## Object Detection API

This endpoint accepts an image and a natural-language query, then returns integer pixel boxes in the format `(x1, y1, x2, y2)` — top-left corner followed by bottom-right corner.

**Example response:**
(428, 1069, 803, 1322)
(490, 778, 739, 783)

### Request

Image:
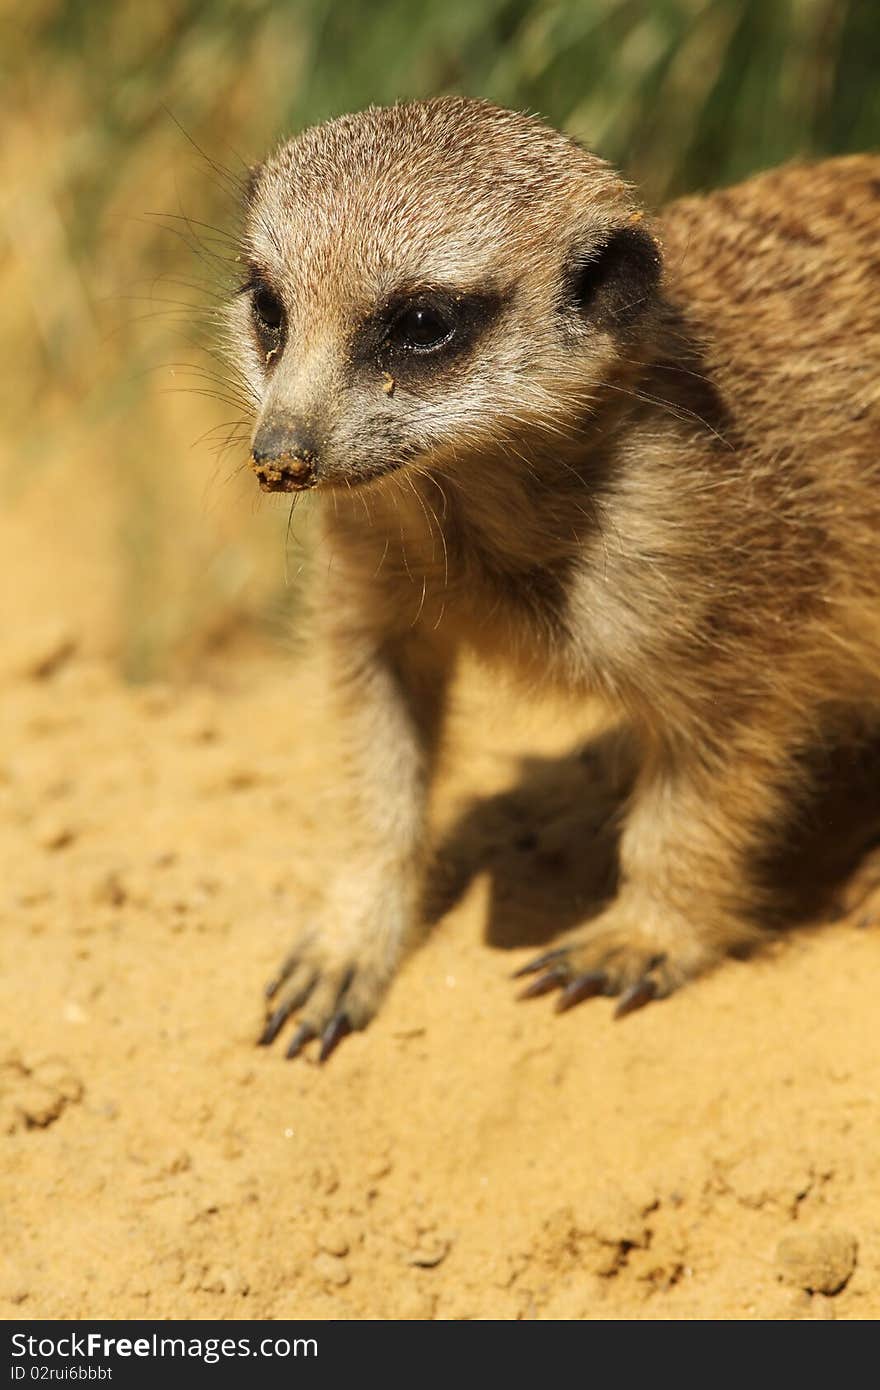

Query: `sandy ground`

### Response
(2, 609, 880, 1323)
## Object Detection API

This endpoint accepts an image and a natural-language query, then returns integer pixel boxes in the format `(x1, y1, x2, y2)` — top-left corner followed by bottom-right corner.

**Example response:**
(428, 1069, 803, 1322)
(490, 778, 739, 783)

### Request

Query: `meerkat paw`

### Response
(513, 911, 723, 1018)
(257, 908, 405, 1061)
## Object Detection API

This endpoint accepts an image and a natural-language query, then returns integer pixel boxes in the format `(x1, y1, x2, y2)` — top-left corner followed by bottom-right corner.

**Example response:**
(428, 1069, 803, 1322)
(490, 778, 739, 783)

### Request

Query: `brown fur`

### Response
(228, 98, 880, 1053)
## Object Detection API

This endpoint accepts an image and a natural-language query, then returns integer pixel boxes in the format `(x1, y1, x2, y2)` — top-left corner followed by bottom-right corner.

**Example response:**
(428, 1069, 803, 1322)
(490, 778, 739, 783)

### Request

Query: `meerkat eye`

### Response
(252, 285, 285, 332)
(389, 304, 455, 352)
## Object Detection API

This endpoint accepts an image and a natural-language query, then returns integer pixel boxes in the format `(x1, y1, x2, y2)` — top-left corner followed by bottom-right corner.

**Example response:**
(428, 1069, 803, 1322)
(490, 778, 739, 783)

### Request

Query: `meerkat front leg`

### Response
(516, 727, 793, 1015)
(260, 621, 450, 1060)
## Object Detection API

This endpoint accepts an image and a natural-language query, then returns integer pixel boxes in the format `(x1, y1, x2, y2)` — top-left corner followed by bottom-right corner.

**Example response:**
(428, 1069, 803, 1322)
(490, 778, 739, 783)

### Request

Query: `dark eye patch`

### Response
(237, 267, 287, 363)
(352, 284, 505, 384)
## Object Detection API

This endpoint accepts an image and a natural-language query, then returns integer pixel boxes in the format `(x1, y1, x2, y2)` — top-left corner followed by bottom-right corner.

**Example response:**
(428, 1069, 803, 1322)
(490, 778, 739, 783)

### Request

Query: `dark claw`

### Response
(258, 1000, 296, 1046)
(555, 971, 608, 1013)
(285, 1022, 316, 1059)
(258, 978, 317, 1046)
(265, 952, 299, 1000)
(517, 967, 567, 1000)
(512, 948, 568, 980)
(614, 977, 658, 1018)
(318, 1013, 352, 1063)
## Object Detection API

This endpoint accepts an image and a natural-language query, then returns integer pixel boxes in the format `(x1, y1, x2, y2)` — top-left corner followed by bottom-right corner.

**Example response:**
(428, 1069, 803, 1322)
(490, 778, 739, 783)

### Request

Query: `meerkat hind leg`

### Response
(515, 742, 783, 1017)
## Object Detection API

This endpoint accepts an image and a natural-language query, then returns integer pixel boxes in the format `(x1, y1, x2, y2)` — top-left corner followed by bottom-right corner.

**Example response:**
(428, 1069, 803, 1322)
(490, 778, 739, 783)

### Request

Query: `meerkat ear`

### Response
(566, 222, 662, 330)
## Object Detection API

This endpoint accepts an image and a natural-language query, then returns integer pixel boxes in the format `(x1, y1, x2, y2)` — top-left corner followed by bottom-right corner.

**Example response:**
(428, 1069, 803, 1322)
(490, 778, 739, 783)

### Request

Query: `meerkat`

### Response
(226, 97, 880, 1061)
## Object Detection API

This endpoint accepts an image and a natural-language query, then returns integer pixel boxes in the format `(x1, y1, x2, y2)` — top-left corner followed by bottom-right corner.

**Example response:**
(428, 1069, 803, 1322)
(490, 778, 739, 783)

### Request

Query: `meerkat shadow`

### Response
(423, 724, 880, 953)
(422, 727, 635, 952)
(757, 728, 880, 928)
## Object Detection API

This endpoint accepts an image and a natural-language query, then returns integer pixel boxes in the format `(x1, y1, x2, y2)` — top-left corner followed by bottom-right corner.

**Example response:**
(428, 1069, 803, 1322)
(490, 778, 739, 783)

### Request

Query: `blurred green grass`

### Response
(2, 0, 878, 678)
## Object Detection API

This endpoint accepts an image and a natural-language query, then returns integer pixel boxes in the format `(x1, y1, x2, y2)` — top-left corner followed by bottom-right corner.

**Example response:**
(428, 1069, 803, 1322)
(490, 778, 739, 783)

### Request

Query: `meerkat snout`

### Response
(250, 412, 318, 492)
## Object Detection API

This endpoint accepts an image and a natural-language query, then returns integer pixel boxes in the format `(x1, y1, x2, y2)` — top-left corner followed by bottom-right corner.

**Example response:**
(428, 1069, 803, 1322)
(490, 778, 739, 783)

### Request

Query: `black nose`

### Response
(250, 415, 319, 492)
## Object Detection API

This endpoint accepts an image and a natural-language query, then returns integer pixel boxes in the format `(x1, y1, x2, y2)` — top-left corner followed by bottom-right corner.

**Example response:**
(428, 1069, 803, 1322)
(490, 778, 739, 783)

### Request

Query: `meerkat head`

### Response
(229, 97, 662, 494)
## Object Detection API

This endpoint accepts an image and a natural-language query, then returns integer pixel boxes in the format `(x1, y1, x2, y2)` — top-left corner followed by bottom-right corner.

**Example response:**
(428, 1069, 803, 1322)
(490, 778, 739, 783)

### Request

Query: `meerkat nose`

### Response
(250, 414, 319, 492)
(250, 453, 315, 493)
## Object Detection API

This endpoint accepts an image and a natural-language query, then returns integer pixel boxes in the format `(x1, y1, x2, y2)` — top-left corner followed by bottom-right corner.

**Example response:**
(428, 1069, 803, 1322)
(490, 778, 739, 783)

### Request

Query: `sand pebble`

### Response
(776, 1228, 857, 1295)
(91, 870, 127, 906)
(7, 622, 78, 682)
(36, 819, 77, 851)
(200, 1265, 249, 1296)
(366, 1154, 393, 1181)
(406, 1237, 450, 1268)
(161, 1150, 192, 1176)
(317, 1224, 350, 1257)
